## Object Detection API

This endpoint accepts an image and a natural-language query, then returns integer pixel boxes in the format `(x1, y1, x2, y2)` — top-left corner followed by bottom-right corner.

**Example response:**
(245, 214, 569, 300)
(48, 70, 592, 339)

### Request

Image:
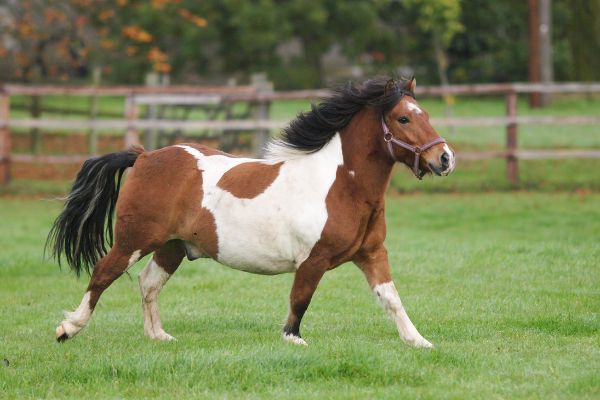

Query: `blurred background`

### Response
(0, 0, 599, 193)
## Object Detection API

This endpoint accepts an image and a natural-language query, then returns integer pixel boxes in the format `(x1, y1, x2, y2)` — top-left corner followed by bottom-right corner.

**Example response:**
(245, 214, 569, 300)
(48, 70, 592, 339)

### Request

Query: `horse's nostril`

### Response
(440, 152, 450, 167)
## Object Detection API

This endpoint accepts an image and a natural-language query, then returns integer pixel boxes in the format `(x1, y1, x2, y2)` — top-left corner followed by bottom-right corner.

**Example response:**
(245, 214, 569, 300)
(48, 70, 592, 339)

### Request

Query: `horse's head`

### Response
(381, 78, 455, 179)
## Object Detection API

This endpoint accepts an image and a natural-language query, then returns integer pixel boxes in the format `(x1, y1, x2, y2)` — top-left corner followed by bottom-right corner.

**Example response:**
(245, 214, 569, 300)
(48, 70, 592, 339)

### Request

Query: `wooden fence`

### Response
(1, 82, 600, 186)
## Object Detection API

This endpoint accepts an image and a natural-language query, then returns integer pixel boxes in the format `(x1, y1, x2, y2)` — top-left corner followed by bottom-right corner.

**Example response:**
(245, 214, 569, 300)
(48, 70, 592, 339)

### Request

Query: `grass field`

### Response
(1, 192, 599, 399)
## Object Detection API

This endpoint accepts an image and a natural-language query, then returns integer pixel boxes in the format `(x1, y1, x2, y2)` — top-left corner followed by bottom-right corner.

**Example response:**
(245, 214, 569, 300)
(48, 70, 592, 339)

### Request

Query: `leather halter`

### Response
(381, 117, 447, 180)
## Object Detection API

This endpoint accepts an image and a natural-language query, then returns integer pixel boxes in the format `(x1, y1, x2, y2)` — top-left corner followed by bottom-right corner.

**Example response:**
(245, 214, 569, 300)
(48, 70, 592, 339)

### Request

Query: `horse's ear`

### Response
(406, 77, 417, 93)
(384, 79, 397, 96)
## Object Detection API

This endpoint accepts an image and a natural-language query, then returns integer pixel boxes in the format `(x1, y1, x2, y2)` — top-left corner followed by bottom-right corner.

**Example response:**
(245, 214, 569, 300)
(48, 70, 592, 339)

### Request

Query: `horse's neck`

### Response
(340, 108, 395, 206)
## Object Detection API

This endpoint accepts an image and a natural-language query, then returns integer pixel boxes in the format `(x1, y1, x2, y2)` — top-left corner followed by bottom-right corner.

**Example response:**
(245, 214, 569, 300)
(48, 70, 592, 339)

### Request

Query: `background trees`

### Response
(0, 0, 598, 88)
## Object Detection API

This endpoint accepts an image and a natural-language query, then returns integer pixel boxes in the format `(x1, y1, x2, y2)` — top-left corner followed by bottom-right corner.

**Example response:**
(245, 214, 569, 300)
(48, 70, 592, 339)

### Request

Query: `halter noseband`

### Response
(381, 117, 446, 180)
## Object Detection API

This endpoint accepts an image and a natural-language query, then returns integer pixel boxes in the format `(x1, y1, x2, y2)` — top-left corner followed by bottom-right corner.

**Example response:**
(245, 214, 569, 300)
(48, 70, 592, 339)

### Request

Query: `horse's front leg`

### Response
(355, 247, 433, 348)
(282, 258, 328, 346)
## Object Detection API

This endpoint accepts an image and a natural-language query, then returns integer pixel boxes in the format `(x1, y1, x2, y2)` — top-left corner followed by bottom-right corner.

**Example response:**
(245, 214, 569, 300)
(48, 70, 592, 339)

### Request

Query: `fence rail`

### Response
(1, 82, 599, 186)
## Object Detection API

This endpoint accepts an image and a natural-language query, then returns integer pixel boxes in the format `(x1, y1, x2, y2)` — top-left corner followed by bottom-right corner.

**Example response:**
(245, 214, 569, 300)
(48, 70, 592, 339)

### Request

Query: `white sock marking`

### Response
(283, 333, 308, 346)
(373, 282, 433, 348)
(58, 291, 92, 338)
(139, 258, 175, 341)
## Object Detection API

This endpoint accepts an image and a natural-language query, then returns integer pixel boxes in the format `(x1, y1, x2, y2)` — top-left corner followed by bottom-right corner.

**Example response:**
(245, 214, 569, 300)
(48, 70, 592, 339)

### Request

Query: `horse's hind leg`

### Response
(55, 245, 147, 341)
(139, 240, 185, 341)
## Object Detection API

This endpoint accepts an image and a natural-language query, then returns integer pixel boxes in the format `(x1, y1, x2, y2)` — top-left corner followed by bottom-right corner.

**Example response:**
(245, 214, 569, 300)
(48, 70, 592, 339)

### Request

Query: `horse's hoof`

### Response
(407, 336, 434, 349)
(146, 329, 176, 341)
(55, 324, 69, 342)
(155, 331, 176, 341)
(283, 333, 308, 346)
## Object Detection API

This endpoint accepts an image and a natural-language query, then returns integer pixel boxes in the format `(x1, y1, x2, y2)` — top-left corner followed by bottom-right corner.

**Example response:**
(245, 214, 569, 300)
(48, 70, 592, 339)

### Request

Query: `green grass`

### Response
(1, 193, 599, 399)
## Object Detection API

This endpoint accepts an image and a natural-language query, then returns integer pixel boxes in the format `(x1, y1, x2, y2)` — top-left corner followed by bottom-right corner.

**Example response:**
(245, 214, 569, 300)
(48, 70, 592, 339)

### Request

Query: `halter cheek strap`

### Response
(381, 117, 446, 180)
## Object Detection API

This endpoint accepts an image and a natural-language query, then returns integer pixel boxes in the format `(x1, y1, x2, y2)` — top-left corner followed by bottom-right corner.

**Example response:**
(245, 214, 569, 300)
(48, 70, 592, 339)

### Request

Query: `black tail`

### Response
(46, 146, 144, 276)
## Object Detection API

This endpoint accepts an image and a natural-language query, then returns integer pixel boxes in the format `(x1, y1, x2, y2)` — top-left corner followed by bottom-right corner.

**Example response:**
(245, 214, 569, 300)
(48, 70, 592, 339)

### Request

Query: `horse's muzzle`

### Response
(428, 149, 455, 176)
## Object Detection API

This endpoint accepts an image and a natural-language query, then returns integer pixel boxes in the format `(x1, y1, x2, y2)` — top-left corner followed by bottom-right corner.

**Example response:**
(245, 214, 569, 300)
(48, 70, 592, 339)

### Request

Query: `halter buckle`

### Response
(414, 146, 421, 154)
(383, 132, 393, 142)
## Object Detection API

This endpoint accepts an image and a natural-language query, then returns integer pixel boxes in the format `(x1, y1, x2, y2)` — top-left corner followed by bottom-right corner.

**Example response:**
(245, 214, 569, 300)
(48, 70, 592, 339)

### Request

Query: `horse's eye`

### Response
(398, 116, 410, 125)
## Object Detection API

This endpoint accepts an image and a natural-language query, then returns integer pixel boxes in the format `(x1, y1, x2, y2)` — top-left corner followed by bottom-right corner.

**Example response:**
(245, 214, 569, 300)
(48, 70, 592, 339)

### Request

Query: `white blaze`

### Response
(406, 101, 423, 114)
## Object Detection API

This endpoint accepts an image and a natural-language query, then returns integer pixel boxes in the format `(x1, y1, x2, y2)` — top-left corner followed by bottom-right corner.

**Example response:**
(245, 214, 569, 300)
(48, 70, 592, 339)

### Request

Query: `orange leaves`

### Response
(122, 26, 153, 43)
(151, 0, 182, 9)
(44, 8, 67, 24)
(17, 22, 33, 37)
(147, 47, 168, 63)
(151, 0, 170, 9)
(98, 9, 115, 22)
(147, 47, 170, 73)
(100, 39, 116, 50)
(153, 63, 171, 73)
(178, 9, 207, 28)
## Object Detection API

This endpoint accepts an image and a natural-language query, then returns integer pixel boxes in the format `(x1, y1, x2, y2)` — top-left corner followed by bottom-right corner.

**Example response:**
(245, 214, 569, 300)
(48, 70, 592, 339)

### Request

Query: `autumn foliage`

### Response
(0, 0, 207, 82)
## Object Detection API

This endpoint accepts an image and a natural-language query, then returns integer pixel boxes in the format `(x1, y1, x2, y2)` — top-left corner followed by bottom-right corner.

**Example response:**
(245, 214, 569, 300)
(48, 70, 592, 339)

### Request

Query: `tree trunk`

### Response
(433, 33, 455, 134)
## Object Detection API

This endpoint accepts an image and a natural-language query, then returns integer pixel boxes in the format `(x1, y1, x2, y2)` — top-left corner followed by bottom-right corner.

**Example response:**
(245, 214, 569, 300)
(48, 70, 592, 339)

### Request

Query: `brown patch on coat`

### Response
(153, 240, 186, 275)
(217, 161, 283, 199)
(114, 145, 220, 259)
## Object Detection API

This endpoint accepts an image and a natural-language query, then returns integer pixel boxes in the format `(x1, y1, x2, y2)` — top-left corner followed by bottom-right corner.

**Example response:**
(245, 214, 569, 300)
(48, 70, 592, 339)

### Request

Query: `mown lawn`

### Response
(0, 192, 598, 399)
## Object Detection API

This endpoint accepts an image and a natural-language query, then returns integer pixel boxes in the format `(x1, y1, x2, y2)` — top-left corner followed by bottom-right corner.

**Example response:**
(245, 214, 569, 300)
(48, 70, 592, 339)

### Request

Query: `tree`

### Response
(0, 0, 91, 82)
(401, 0, 463, 86)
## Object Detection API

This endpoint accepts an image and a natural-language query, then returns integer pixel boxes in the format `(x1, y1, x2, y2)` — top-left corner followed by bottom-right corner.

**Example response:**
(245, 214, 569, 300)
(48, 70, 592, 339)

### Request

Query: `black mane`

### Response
(275, 77, 415, 153)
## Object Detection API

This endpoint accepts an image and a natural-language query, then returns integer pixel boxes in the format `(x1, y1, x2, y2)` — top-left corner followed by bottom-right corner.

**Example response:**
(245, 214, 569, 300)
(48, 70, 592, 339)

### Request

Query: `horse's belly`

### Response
(214, 208, 325, 274)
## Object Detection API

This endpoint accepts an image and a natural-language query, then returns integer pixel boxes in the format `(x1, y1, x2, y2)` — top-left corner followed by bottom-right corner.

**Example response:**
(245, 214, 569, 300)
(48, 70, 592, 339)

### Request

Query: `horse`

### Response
(47, 77, 455, 347)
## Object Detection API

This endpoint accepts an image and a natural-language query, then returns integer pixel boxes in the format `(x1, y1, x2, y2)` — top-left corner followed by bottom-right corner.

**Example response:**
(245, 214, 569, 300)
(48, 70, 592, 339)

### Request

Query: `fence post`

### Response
(251, 73, 273, 158)
(144, 72, 162, 150)
(125, 93, 140, 148)
(0, 89, 11, 185)
(506, 90, 519, 185)
(88, 66, 101, 155)
(30, 94, 41, 154)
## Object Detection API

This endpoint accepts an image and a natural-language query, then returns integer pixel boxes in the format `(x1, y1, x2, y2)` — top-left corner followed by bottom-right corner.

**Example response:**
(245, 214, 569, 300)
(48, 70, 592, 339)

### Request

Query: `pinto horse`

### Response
(48, 77, 455, 347)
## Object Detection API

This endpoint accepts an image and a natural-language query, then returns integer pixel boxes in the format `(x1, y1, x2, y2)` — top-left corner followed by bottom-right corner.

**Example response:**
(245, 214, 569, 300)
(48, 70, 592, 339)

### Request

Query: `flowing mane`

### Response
(266, 77, 415, 160)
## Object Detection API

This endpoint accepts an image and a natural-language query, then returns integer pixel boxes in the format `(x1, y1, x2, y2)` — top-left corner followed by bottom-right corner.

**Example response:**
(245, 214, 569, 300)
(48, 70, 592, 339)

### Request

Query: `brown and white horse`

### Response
(48, 77, 455, 347)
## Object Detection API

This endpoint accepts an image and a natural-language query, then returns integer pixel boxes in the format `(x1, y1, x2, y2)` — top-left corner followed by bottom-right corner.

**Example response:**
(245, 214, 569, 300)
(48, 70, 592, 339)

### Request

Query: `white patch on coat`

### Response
(349, 170, 355, 178)
(56, 291, 92, 338)
(405, 100, 423, 114)
(127, 249, 142, 269)
(373, 282, 433, 348)
(176, 134, 344, 275)
(139, 258, 175, 341)
(283, 333, 308, 346)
